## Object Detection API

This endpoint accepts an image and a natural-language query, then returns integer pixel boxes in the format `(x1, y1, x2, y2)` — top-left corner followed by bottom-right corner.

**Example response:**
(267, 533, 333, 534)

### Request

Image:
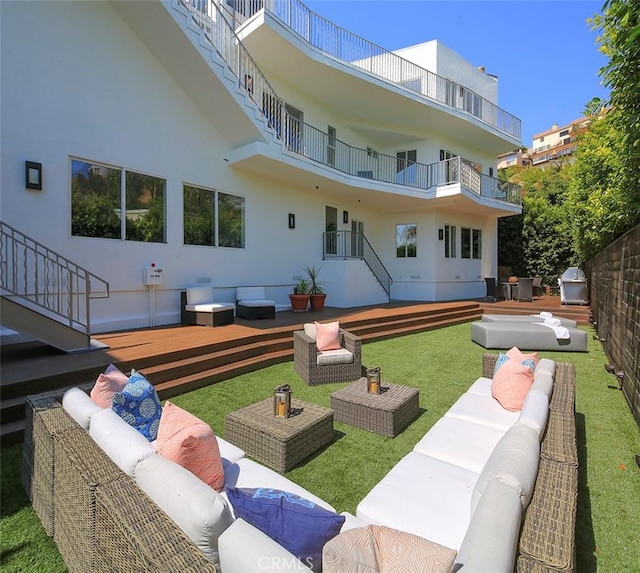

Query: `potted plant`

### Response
(304, 264, 327, 311)
(289, 278, 310, 312)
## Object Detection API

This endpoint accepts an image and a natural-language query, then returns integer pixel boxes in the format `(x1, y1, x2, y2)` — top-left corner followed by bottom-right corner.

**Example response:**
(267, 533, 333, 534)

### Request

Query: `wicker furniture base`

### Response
(330, 379, 420, 437)
(22, 394, 79, 537)
(236, 304, 275, 320)
(225, 398, 334, 472)
(180, 291, 234, 326)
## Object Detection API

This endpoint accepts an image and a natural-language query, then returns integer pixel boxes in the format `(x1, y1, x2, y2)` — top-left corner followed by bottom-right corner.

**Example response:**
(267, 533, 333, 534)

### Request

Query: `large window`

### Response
(444, 225, 456, 258)
(396, 224, 417, 258)
(71, 158, 166, 242)
(184, 185, 245, 248)
(461, 227, 482, 259)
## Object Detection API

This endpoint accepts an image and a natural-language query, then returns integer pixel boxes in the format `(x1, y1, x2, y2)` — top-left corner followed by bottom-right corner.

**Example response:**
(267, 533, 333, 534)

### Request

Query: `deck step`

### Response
(0, 301, 485, 446)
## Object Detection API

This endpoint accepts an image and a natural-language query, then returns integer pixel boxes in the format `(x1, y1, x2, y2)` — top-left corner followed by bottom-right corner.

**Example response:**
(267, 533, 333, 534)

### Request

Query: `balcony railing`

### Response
(227, 0, 521, 140)
(178, 1, 520, 205)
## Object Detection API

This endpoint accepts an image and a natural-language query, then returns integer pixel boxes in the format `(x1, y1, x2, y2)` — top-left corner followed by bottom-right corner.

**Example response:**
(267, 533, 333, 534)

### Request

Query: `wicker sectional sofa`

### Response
(23, 354, 577, 572)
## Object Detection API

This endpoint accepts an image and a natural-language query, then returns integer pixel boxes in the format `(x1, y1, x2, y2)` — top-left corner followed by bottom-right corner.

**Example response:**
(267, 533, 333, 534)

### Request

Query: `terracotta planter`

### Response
(309, 293, 327, 311)
(289, 294, 309, 312)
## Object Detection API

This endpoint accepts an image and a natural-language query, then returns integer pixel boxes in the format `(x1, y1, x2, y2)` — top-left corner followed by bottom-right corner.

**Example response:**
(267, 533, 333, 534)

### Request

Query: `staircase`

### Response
(0, 221, 109, 353)
(0, 301, 482, 446)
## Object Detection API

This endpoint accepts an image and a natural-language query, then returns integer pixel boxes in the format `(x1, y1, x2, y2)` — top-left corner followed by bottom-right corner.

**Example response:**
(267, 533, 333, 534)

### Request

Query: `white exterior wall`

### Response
(394, 40, 498, 103)
(1, 0, 512, 333)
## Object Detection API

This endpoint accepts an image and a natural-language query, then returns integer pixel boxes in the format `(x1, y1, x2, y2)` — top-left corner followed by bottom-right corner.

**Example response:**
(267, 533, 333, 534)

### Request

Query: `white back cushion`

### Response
(517, 389, 549, 439)
(136, 454, 233, 569)
(62, 387, 102, 430)
(187, 286, 214, 305)
(236, 286, 266, 301)
(471, 422, 540, 513)
(89, 408, 156, 476)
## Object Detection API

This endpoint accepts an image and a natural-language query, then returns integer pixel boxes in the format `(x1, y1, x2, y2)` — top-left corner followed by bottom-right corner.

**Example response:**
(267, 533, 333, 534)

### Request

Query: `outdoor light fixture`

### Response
(438, 228, 444, 240)
(273, 384, 292, 418)
(343, 210, 349, 224)
(366, 367, 382, 395)
(288, 213, 295, 229)
(25, 161, 42, 190)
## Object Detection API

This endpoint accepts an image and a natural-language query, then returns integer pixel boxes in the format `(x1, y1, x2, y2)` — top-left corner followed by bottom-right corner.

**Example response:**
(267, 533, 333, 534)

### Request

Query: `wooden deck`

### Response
(0, 296, 590, 445)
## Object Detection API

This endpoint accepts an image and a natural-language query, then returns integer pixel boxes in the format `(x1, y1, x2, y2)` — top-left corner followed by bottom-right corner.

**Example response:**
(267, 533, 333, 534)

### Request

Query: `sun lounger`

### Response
(481, 314, 578, 328)
(471, 320, 587, 352)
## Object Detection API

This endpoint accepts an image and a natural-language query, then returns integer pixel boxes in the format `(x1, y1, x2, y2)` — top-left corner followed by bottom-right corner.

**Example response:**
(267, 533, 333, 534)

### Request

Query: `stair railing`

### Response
(323, 231, 392, 298)
(0, 221, 109, 336)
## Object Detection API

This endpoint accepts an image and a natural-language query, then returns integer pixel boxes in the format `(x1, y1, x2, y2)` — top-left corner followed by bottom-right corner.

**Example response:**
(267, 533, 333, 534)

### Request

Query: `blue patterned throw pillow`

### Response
(112, 369, 162, 441)
(226, 487, 345, 572)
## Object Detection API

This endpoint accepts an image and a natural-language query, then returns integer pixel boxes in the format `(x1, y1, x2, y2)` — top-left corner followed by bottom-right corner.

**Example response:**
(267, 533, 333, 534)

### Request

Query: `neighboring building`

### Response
(1, 0, 522, 333)
(497, 149, 528, 170)
(529, 116, 592, 168)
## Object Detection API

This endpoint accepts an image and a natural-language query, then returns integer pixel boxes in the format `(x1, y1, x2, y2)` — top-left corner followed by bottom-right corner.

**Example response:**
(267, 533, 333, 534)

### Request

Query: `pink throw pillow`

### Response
(315, 321, 341, 351)
(156, 401, 224, 492)
(506, 346, 539, 367)
(90, 364, 129, 408)
(492, 358, 535, 411)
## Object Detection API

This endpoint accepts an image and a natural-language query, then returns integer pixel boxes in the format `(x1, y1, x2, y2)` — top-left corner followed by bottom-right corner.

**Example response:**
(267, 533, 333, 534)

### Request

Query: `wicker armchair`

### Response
(293, 328, 362, 386)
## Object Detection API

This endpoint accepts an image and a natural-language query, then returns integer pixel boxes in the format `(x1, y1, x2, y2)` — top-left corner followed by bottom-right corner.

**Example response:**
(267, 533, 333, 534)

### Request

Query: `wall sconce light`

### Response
(438, 228, 444, 240)
(343, 210, 349, 224)
(288, 213, 295, 229)
(25, 161, 42, 190)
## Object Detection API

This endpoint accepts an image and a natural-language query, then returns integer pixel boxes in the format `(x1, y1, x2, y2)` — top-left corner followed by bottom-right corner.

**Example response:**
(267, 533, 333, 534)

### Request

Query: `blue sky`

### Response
(304, 0, 610, 146)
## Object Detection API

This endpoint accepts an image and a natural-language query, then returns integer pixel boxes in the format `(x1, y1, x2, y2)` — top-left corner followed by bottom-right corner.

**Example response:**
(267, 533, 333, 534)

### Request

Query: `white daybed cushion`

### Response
(413, 416, 506, 474)
(454, 478, 523, 573)
(222, 458, 335, 513)
(444, 392, 520, 432)
(517, 389, 550, 439)
(62, 387, 102, 429)
(471, 422, 540, 513)
(356, 451, 479, 551)
(88, 408, 156, 476)
(218, 518, 311, 573)
(136, 454, 233, 569)
(186, 286, 214, 305)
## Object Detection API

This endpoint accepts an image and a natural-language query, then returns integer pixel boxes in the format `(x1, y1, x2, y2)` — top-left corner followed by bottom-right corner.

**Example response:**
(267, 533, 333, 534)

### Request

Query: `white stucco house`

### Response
(1, 0, 522, 336)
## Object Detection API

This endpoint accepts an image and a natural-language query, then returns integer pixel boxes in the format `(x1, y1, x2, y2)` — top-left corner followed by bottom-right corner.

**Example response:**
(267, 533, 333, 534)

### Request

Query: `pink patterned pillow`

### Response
(156, 401, 224, 492)
(90, 364, 129, 408)
(506, 346, 539, 367)
(492, 358, 535, 411)
(315, 321, 341, 351)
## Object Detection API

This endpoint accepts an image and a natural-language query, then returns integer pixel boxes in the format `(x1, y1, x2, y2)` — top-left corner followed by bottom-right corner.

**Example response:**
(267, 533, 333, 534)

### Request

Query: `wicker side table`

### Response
(330, 378, 420, 437)
(225, 398, 334, 473)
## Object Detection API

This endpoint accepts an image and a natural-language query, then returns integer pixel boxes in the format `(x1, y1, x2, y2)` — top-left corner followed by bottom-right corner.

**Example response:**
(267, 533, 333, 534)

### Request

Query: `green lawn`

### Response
(2, 322, 639, 572)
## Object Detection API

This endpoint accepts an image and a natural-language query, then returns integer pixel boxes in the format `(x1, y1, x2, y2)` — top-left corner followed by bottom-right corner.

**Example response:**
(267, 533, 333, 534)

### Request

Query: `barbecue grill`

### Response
(558, 267, 588, 305)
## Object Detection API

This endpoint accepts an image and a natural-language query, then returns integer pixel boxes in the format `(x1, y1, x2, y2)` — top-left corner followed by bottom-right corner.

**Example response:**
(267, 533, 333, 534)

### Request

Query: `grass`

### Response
(2, 322, 639, 572)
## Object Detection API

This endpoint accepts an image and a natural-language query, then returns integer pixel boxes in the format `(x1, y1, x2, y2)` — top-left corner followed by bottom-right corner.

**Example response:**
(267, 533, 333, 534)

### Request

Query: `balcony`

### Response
(226, 0, 521, 141)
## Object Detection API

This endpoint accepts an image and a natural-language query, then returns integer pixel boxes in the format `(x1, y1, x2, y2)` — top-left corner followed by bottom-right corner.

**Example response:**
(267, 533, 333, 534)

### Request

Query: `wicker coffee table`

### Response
(224, 398, 334, 473)
(330, 378, 419, 437)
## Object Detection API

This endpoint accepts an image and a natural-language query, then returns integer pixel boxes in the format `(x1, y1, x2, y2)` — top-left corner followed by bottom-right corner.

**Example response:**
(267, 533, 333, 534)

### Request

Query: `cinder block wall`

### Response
(586, 224, 640, 426)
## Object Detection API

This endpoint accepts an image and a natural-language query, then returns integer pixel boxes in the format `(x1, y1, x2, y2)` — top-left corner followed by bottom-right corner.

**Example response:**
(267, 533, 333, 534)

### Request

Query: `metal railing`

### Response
(227, 0, 521, 139)
(0, 221, 109, 335)
(323, 231, 392, 297)
(178, 1, 520, 205)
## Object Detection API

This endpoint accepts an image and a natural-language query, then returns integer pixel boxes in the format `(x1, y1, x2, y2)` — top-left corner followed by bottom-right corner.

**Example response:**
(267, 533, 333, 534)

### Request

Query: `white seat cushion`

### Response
(317, 348, 353, 366)
(413, 417, 506, 474)
(217, 436, 245, 466)
(444, 392, 520, 432)
(356, 451, 479, 551)
(185, 302, 235, 313)
(186, 286, 214, 305)
(237, 298, 276, 307)
(466, 377, 493, 398)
